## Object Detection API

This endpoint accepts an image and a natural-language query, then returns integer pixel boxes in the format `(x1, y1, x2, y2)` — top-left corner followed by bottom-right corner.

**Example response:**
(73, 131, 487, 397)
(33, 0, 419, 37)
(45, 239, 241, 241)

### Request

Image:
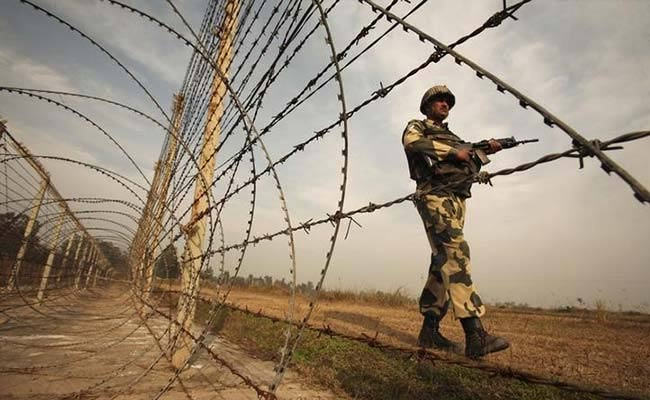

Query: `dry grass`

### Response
(201, 280, 417, 308)
(594, 299, 608, 322)
(217, 286, 650, 399)
(194, 299, 601, 400)
(316, 286, 416, 307)
(155, 283, 650, 398)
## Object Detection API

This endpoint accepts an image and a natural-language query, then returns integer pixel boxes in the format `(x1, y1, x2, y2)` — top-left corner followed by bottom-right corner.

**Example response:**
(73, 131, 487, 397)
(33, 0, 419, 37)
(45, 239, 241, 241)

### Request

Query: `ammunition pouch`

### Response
(405, 122, 480, 198)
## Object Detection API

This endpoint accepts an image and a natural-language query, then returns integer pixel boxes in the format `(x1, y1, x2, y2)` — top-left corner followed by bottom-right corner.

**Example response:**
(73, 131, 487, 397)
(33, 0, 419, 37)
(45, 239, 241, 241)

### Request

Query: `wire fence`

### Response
(0, 125, 110, 298)
(0, 0, 648, 399)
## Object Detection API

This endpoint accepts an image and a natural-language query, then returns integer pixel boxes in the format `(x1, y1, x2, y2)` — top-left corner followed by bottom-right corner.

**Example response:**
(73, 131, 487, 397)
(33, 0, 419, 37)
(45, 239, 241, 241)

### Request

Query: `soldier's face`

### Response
(428, 98, 450, 122)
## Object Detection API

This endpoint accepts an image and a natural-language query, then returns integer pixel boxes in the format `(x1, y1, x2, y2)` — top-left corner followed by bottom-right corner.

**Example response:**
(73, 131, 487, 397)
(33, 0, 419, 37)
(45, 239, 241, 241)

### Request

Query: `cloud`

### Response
(0, 48, 74, 91)
(1, 1, 648, 310)
(38, 0, 192, 87)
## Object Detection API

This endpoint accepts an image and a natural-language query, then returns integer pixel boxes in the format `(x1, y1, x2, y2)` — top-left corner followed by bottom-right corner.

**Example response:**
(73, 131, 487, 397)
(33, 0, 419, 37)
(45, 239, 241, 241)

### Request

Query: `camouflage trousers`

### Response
(415, 192, 486, 320)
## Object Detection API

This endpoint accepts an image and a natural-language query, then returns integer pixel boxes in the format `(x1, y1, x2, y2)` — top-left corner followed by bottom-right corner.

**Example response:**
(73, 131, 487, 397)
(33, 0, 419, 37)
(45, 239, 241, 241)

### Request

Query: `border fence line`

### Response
(1, 0, 648, 399)
(1, 123, 111, 300)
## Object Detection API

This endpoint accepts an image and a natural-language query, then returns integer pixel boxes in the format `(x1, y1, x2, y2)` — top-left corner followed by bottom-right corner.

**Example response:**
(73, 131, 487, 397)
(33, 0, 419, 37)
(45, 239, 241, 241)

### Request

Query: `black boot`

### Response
(417, 315, 462, 353)
(460, 317, 509, 358)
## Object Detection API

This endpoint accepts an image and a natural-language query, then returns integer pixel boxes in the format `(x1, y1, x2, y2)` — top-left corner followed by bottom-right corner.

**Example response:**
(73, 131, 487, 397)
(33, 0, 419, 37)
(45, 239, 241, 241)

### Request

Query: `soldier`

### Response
(402, 85, 509, 358)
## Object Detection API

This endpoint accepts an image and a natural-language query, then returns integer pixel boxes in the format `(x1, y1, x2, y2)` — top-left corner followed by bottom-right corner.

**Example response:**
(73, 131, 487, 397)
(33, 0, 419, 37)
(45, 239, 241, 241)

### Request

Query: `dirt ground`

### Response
(3, 284, 648, 399)
(0, 287, 342, 400)
(223, 287, 650, 398)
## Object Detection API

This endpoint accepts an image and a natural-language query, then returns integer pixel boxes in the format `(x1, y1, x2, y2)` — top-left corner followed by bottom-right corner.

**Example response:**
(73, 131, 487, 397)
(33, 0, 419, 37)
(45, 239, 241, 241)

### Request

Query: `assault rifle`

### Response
(460, 137, 539, 165)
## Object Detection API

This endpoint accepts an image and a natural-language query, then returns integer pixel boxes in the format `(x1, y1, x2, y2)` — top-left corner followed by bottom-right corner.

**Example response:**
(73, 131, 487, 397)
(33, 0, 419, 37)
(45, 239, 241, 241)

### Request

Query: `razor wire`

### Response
(0, 0, 648, 399)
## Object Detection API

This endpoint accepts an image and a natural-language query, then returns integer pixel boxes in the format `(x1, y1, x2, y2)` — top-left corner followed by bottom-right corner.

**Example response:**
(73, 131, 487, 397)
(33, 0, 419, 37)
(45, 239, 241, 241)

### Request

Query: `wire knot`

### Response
(429, 49, 446, 63)
(373, 81, 390, 98)
(354, 26, 375, 45)
(485, 11, 507, 28)
(573, 139, 603, 169)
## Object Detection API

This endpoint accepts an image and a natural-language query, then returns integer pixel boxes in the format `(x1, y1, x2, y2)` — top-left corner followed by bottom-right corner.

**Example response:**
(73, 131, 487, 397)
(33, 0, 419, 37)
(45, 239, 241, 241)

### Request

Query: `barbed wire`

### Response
(1, 0, 648, 399)
(358, 0, 649, 204)
(221, 298, 647, 400)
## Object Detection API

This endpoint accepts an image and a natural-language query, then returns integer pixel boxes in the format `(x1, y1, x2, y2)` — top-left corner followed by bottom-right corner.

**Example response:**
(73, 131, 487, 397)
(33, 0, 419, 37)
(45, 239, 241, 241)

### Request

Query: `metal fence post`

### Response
(6, 178, 49, 290)
(69, 235, 84, 287)
(74, 241, 91, 290)
(84, 247, 97, 289)
(172, 0, 239, 369)
(143, 94, 185, 296)
(55, 233, 76, 287)
(92, 261, 101, 287)
(37, 211, 65, 303)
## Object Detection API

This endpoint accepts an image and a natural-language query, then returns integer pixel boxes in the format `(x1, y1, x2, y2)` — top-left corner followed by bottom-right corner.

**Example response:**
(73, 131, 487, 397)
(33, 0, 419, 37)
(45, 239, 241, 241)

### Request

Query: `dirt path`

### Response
(0, 286, 343, 399)
(223, 287, 650, 398)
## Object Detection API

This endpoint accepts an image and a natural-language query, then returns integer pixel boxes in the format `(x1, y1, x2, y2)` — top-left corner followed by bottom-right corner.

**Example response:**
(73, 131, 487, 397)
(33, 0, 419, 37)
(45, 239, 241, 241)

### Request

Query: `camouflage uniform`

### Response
(402, 118, 485, 320)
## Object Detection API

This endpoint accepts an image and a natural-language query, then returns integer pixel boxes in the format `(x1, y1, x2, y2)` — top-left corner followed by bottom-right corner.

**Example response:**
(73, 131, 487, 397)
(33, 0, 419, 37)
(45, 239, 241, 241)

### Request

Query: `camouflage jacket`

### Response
(402, 118, 479, 198)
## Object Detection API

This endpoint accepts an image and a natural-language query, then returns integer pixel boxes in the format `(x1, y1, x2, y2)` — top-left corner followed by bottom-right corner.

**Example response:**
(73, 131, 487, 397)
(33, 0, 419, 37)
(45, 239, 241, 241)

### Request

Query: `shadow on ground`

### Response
(324, 310, 417, 345)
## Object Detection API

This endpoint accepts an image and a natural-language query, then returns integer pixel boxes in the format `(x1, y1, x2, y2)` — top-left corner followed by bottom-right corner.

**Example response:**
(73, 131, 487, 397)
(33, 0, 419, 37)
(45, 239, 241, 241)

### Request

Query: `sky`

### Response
(0, 0, 649, 312)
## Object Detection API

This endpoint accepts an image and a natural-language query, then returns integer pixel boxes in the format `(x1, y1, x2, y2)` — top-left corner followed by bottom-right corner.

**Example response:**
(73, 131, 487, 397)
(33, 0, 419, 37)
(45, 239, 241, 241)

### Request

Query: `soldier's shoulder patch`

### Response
(403, 119, 426, 146)
(405, 119, 425, 132)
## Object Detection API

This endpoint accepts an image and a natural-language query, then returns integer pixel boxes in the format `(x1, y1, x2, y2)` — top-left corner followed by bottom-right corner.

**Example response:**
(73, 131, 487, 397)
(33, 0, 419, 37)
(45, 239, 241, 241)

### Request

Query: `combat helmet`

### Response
(420, 85, 456, 115)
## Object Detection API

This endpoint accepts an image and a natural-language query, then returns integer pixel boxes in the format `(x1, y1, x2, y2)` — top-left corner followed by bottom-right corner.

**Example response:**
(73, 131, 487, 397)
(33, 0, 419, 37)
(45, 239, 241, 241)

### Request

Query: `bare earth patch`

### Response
(0, 287, 343, 399)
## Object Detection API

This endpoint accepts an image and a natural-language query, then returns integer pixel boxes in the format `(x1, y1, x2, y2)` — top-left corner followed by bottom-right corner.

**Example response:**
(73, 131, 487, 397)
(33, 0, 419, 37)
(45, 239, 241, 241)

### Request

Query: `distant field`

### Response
(183, 285, 649, 400)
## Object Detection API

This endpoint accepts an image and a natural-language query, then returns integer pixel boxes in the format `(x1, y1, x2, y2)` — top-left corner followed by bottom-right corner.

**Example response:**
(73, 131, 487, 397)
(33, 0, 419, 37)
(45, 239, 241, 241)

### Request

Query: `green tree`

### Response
(154, 244, 180, 279)
(200, 265, 214, 280)
(0, 212, 48, 284)
(0, 212, 44, 261)
(97, 240, 129, 279)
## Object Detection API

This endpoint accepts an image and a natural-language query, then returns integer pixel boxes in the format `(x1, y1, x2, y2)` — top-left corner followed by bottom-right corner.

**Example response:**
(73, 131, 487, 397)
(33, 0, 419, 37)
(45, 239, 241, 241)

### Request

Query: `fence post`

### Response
(69, 235, 85, 287)
(36, 211, 65, 303)
(84, 248, 97, 289)
(55, 233, 76, 287)
(74, 241, 91, 290)
(171, 0, 240, 369)
(143, 94, 185, 296)
(6, 178, 49, 290)
(1, 126, 106, 291)
(92, 261, 101, 287)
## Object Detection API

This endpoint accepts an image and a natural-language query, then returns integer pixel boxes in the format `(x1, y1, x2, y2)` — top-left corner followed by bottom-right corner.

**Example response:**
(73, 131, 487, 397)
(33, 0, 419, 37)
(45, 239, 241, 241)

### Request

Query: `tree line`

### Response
(0, 212, 129, 285)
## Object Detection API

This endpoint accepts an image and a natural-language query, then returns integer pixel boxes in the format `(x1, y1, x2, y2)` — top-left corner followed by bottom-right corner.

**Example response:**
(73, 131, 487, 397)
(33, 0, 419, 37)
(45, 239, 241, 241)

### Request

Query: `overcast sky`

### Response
(1, 0, 648, 311)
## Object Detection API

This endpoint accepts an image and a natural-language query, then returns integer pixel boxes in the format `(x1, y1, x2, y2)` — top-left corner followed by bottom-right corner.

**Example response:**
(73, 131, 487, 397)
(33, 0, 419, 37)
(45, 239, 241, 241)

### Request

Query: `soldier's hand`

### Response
(486, 139, 502, 154)
(456, 148, 473, 161)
